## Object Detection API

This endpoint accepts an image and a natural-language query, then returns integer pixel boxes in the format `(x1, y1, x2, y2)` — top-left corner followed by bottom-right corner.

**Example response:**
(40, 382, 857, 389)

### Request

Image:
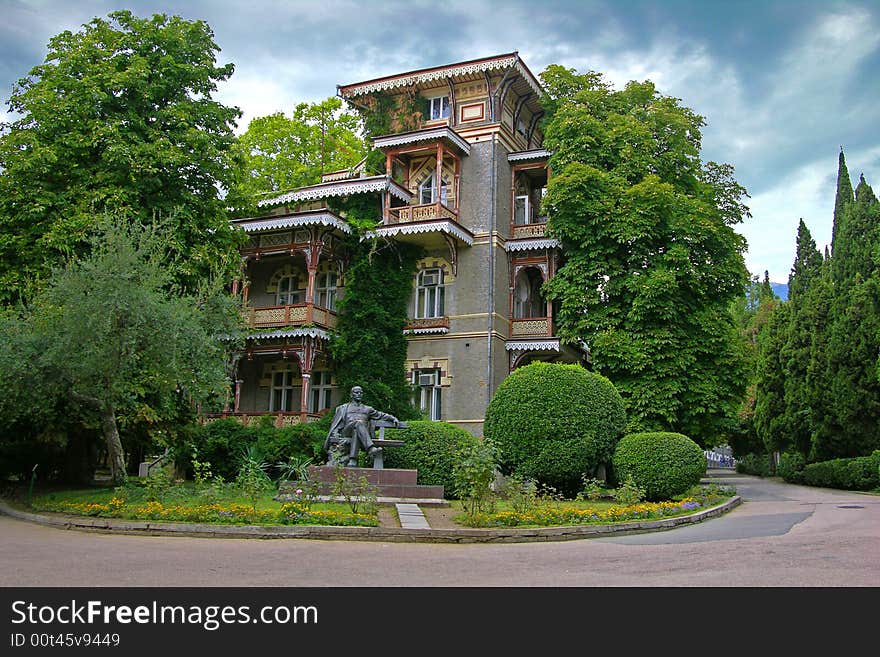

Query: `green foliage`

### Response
(235, 445, 274, 515)
(735, 452, 773, 477)
(0, 217, 243, 484)
(0, 10, 244, 302)
(453, 439, 499, 519)
(611, 432, 706, 501)
(227, 97, 366, 215)
(776, 452, 806, 483)
(328, 199, 421, 420)
(329, 463, 379, 515)
(539, 65, 750, 441)
(484, 362, 626, 497)
(611, 476, 646, 506)
(176, 418, 324, 482)
(144, 467, 175, 503)
(800, 452, 880, 491)
(381, 420, 479, 496)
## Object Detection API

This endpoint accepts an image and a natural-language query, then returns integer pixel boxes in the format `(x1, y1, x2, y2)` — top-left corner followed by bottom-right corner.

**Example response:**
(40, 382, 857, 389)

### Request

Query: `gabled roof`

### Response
(337, 52, 543, 99)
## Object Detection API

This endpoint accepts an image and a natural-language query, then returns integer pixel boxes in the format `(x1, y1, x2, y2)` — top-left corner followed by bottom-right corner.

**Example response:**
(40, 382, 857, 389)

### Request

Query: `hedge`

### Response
(612, 432, 707, 501)
(800, 451, 880, 491)
(381, 420, 480, 498)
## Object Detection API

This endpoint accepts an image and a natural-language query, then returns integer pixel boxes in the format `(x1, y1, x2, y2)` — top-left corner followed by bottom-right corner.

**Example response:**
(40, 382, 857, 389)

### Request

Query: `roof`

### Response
(337, 52, 543, 99)
(231, 210, 352, 235)
(257, 174, 412, 208)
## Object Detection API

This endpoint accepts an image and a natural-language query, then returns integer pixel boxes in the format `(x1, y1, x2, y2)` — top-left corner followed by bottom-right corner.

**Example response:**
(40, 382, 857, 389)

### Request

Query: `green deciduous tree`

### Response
(539, 65, 750, 441)
(227, 97, 367, 215)
(0, 10, 243, 303)
(0, 218, 243, 484)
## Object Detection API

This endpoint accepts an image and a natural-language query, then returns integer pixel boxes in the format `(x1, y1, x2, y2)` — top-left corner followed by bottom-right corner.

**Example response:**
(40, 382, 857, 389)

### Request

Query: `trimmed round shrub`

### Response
(382, 420, 480, 497)
(612, 432, 706, 501)
(484, 362, 626, 497)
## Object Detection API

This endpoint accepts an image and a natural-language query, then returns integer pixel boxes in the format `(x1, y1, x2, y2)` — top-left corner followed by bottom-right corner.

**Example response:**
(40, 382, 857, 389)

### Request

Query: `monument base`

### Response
(279, 465, 445, 502)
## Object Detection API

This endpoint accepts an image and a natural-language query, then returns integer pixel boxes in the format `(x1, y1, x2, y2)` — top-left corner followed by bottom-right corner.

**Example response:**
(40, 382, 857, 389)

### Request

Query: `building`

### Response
(213, 53, 587, 436)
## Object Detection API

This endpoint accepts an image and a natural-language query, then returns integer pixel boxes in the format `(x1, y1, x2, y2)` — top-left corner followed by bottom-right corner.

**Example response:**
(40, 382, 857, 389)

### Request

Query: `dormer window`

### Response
(428, 95, 450, 120)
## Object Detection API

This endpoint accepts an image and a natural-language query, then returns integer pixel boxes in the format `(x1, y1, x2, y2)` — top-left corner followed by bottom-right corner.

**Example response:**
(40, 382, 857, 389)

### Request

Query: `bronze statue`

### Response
(323, 385, 399, 467)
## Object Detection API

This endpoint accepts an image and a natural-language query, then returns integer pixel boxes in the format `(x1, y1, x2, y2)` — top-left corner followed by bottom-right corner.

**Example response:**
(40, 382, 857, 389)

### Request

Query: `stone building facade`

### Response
(214, 53, 586, 436)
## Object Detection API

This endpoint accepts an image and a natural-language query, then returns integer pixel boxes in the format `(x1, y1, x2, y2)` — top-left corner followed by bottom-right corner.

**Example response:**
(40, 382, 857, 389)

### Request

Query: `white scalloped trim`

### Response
(366, 220, 474, 246)
(233, 212, 352, 234)
(373, 127, 471, 155)
(257, 176, 412, 207)
(339, 56, 542, 98)
(247, 328, 331, 341)
(504, 339, 561, 351)
(508, 148, 552, 162)
(505, 238, 560, 251)
(403, 327, 450, 335)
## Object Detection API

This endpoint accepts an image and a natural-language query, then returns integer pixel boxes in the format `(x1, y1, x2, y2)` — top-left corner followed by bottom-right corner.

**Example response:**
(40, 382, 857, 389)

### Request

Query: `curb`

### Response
(0, 496, 742, 544)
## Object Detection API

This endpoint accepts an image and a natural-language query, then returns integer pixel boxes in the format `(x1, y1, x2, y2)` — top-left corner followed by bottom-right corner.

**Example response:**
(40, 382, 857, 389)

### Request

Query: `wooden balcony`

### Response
(511, 221, 547, 239)
(242, 303, 338, 330)
(404, 316, 450, 333)
(202, 411, 324, 428)
(390, 202, 457, 223)
(510, 317, 553, 337)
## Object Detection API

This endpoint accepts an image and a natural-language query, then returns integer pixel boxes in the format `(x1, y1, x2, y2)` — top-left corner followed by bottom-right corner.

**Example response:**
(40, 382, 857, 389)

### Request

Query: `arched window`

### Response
(415, 268, 445, 319)
(276, 273, 302, 306)
(513, 268, 545, 319)
(419, 171, 448, 205)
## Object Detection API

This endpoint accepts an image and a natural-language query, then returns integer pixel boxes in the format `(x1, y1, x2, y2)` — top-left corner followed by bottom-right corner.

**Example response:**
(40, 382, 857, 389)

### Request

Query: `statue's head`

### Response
(350, 386, 364, 402)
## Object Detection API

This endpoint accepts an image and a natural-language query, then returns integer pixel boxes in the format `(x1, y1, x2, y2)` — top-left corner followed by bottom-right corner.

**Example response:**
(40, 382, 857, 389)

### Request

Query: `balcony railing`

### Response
(511, 221, 547, 239)
(510, 317, 553, 337)
(202, 411, 324, 428)
(389, 202, 457, 223)
(242, 303, 338, 329)
(404, 316, 450, 333)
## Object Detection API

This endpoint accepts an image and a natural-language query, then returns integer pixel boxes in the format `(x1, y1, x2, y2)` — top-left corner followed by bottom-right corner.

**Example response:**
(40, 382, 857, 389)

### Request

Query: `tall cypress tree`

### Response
(778, 220, 825, 456)
(814, 174, 880, 459)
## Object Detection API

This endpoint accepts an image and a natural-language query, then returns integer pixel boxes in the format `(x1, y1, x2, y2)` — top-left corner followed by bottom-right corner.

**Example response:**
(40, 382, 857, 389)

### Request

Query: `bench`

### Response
(371, 420, 407, 469)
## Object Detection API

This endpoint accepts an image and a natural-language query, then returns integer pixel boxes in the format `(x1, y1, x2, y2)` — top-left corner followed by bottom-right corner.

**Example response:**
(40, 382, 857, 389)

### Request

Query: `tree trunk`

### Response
(100, 407, 126, 486)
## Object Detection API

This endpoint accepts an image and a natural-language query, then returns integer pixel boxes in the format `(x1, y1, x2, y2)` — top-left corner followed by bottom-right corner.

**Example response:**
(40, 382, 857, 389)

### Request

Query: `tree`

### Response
(0, 218, 243, 484)
(227, 97, 366, 214)
(539, 65, 750, 441)
(0, 10, 243, 303)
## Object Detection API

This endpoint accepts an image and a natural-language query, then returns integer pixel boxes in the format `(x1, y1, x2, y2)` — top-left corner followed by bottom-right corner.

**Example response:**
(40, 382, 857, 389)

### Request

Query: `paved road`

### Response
(1, 473, 878, 587)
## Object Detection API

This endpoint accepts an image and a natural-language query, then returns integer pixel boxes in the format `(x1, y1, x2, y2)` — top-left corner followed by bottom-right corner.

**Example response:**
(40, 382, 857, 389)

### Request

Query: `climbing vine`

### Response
(328, 194, 422, 420)
(354, 88, 429, 175)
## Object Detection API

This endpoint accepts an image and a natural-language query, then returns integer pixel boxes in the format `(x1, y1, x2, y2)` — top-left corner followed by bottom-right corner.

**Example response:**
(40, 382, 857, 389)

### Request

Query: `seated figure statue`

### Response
(323, 385, 399, 467)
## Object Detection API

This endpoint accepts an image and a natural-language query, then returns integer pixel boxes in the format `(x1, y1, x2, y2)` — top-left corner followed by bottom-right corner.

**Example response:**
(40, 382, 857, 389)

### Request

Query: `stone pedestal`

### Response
(280, 465, 444, 501)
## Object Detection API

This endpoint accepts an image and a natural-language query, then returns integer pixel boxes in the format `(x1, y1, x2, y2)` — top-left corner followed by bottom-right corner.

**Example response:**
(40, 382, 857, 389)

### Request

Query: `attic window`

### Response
(429, 95, 450, 120)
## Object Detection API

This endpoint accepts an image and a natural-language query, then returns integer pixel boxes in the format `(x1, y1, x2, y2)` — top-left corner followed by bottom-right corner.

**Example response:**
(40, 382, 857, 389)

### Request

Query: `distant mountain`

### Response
(771, 283, 788, 301)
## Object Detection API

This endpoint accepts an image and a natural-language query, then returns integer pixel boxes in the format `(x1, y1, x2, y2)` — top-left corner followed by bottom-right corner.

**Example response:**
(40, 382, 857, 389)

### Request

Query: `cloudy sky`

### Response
(2, 0, 878, 284)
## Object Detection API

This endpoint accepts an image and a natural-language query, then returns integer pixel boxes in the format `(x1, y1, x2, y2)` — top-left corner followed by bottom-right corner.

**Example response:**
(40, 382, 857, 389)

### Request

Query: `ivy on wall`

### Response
(355, 88, 429, 175)
(328, 193, 422, 420)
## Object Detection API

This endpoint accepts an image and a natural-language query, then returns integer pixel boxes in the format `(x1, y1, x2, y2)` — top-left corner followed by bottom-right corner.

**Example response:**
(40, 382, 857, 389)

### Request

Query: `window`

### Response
(514, 179, 529, 225)
(428, 95, 450, 120)
(269, 369, 299, 412)
(414, 369, 442, 420)
(415, 268, 445, 319)
(276, 273, 302, 305)
(308, 370, 335, 413)
(418, 171, 448, 205)
(315, 270, 338, 310)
